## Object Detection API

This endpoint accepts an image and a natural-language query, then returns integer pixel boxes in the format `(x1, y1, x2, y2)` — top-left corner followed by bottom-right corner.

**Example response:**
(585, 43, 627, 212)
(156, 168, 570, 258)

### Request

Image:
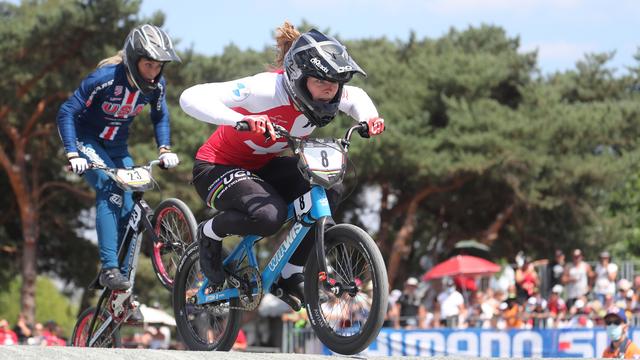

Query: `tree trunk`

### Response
(481, 202, 516, 246)
(4, 159, 39, 325)
(386, 176, 469, 286)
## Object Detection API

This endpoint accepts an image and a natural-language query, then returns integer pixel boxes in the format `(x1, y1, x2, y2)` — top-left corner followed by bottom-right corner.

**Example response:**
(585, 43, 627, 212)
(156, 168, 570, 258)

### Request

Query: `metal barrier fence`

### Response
(281, 321, 322, 354)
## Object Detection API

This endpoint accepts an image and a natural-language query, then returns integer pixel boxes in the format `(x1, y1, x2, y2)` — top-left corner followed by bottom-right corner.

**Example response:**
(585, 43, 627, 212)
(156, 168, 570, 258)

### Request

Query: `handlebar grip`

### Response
(235, 121, 250, 131)
(357, 121, 370, 138)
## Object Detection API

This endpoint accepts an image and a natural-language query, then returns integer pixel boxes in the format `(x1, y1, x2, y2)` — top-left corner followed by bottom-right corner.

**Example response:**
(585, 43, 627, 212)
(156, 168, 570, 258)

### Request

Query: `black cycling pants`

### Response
(193, 156, 343, 266)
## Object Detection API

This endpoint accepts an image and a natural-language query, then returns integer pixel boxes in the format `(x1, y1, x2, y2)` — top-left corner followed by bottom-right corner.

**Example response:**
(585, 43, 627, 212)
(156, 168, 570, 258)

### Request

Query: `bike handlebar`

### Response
(66, 159, 163, 173)
(234, 120, 370, 148)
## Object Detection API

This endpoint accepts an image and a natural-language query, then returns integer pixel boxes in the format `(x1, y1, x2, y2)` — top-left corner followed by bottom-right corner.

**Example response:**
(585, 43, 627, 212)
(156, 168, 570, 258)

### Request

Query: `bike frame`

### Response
(195, 185, 332, 305)
(86, 167, 162, 346)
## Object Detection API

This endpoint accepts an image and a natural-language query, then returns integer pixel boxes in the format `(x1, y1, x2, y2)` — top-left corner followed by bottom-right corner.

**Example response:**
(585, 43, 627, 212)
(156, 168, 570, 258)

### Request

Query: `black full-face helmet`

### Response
(283, 29, 366, 127)
(123, 24, 181, 94)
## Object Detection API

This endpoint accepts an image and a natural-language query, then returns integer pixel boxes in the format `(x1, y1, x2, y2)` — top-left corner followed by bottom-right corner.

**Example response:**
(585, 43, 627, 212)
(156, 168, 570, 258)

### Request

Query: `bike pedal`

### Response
(272, 287, 301, 311)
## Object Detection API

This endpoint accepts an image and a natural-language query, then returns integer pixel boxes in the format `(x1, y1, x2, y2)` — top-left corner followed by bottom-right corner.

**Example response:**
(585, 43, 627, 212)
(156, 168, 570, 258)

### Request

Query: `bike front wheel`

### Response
(173, 242, 241, 351)
(304, 224, 388, 355)
(150, 198, 197, 290)
(71, 304, 121, 347)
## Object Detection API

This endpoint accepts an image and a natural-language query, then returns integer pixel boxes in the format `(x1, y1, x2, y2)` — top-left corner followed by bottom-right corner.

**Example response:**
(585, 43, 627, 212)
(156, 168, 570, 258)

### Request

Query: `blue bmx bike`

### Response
(173, 123, 389, 355)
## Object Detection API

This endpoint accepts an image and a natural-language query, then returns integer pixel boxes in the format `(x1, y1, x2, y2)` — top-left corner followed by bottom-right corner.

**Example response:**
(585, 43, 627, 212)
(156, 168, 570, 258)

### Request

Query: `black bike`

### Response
(71, 160, 197, 347)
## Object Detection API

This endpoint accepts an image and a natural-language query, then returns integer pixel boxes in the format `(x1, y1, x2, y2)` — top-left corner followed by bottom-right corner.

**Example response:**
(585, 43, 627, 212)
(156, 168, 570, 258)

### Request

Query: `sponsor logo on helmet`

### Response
(310, 57, 329, 73)
(336, 65, 354, 73)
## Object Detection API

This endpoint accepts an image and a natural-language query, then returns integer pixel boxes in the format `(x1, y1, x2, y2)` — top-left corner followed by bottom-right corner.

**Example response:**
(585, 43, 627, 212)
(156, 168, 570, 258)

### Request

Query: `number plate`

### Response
(116, 167, 151, 187)
(302, 145, 344, 172)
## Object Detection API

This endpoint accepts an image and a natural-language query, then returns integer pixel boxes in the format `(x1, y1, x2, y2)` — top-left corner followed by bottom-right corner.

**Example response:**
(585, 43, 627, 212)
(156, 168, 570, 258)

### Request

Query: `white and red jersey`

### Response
(180, 71, 379, 170)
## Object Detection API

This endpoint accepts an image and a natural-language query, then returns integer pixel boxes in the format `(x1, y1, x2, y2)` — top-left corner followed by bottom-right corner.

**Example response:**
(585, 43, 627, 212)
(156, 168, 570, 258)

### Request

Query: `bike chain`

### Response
(202, 267, 263, 313)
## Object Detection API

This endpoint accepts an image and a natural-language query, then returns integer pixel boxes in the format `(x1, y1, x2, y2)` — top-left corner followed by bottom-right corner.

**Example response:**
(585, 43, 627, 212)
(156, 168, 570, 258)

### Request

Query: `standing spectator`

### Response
(0, 319, 18, 345)
(548, 250, 566, 289)
(394, 277, 429, 329)
(602, 307, 640, 358)
(515, 258, 539, 304)
(594, 251, 618, 304)
(12, 313, 32, 344)
(563, 248, 594, 308)
(436, 277, 465, 328)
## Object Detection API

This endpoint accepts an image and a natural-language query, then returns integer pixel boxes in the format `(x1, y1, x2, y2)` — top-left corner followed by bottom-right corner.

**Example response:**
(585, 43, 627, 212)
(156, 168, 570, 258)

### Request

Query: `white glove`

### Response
(68, 156, 89, 174)
(159, 152, 179, 169)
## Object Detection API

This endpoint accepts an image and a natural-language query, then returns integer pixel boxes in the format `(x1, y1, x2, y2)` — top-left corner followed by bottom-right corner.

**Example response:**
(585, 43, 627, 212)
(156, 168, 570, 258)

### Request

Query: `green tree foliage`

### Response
(3, 3, 640, 302)
(0, 276, 77, 337)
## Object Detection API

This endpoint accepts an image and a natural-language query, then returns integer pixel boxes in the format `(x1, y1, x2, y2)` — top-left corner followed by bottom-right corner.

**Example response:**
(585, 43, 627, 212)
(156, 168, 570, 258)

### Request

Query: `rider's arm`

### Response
(149, 77, 172, 150)
(338, 85, 380, 122)
(179, 78, 254, 126)
(56, 68, 106, 156)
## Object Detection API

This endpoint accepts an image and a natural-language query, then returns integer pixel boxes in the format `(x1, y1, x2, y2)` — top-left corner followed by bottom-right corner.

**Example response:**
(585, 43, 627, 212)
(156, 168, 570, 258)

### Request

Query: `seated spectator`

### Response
(567, 298, 594, 328)
(42, 320, 66, 346)
(500, 296, 523, 329)
(616, 279, 632, 303)
(0, 319, 18, 345)
(548, 284, 568, 327)
(232, 328, 247, 352)
(526, 293, 549, 328)
(27, 322, 46, 345)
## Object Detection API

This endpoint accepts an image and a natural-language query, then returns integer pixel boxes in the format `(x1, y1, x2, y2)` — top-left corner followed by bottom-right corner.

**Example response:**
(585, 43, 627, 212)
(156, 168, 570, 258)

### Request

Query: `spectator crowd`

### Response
(386, 249, 640, 330)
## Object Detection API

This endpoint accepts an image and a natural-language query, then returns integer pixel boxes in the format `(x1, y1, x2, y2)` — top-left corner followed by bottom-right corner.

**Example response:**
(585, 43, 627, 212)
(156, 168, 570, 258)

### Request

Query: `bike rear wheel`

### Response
(150, 198, 197, 290)
(304, 224, 388, 355)
(71, 303, 121, 347)
(173, 242, 241, 351)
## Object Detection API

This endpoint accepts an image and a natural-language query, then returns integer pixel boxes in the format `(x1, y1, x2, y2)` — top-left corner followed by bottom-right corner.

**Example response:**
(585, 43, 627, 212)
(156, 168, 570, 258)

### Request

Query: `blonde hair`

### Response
(274, 21, 301, 68)
(97, 50, 124, 68)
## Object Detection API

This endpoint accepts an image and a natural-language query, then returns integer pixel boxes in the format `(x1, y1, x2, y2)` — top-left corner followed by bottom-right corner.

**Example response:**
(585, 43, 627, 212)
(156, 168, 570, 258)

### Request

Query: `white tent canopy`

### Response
(139, 304, 176, 326)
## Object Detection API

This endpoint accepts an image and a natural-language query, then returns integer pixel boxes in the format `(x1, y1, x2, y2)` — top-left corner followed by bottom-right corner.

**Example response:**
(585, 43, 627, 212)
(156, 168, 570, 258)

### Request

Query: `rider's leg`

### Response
(192, 161, 288, 287)
(112, 153, 134, 273)
(78, 140, 131, 290)
(255, 157, 346, 302)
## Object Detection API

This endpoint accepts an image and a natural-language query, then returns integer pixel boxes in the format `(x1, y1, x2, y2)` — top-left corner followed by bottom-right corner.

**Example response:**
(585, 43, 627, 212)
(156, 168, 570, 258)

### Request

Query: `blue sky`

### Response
(140, 0, 640, 75)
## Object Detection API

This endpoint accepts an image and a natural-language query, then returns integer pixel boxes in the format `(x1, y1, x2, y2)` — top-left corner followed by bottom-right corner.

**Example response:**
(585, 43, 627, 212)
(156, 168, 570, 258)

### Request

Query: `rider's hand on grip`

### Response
(159, 152, 179, 169)
(238, 115, 276, 141)
(68, 156, 89, 174)
(367, 117, 385, 136)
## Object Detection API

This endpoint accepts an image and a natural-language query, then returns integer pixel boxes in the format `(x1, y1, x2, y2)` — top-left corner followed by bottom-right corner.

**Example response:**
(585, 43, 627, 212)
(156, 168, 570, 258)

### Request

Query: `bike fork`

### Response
(315, 216, 331, 290)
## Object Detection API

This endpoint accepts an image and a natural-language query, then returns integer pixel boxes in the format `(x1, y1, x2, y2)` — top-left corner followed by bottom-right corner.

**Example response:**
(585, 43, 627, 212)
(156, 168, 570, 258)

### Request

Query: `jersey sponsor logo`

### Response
(114, 85, 123, 96)
(86, 79, 114, 108)
(231, 82, 250, 101)
(101, 88, 143, 119)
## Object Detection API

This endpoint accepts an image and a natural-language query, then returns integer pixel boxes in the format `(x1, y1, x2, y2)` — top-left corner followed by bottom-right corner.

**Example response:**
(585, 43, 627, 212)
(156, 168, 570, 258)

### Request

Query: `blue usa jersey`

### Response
(57, 63, 171, 154)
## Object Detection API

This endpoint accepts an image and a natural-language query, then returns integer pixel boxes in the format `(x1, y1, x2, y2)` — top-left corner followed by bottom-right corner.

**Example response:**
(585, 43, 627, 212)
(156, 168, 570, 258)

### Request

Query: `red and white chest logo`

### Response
(101, 88, 144, 119)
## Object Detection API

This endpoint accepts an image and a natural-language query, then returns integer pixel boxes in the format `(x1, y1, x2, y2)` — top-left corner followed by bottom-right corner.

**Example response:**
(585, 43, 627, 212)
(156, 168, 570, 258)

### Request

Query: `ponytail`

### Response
(275, 21, 300, 69)
(97, 50, 124, 68)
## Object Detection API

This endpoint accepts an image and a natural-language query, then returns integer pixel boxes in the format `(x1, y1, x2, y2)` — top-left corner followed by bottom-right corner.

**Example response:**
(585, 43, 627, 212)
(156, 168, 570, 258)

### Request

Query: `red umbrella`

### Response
(422, 255, 501, 280)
